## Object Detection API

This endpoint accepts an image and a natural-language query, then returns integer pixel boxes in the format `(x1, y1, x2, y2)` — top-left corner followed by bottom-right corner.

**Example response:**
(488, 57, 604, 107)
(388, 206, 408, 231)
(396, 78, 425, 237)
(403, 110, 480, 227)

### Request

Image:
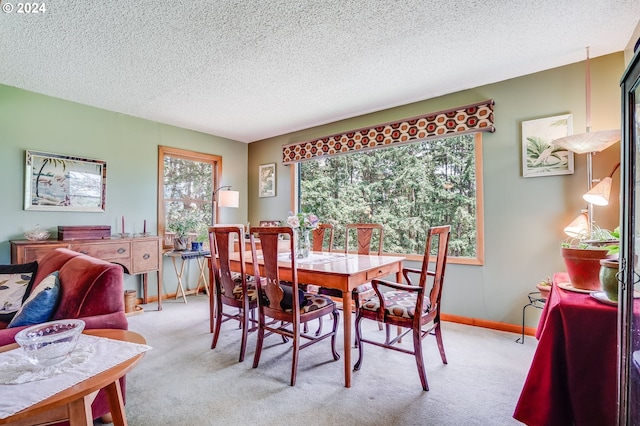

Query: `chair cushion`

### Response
(354, 283, 375, 303)
(8, 271, 61, 328)
(298, 294, 334, 314)
(0, 262, 39, 322)
(360, 290, 430, 319)
(221, 282, 258, 302)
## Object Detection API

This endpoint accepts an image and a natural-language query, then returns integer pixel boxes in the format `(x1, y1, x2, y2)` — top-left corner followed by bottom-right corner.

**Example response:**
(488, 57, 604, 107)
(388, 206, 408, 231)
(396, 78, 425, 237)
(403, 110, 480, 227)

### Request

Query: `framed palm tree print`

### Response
(24, 150, 107, 211)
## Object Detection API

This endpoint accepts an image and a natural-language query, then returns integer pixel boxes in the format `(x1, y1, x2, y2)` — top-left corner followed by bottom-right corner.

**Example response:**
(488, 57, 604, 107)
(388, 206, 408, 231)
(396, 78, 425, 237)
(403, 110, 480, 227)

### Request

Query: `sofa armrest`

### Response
(0, 312, 128, 347)
(81, 311, 128, 331)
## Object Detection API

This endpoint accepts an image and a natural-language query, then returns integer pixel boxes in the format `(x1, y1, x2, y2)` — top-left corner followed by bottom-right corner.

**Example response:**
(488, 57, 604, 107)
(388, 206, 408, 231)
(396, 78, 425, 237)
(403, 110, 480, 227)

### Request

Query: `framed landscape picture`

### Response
(521, 114, 574, 178)
(258, 163, 276, 197)
(24, 150, 107, 211)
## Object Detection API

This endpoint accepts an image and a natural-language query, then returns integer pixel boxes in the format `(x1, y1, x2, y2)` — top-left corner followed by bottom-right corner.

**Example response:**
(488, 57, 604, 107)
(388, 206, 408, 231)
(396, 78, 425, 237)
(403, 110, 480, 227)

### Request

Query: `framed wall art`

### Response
(24, 150, 107, 212)
(258, 163, 276, 198)
(521, 114, 574, 178)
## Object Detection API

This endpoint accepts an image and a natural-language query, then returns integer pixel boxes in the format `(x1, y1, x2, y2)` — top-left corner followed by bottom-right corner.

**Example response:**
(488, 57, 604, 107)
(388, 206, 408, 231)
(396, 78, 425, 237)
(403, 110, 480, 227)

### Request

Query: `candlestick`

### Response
(122, 216, 125, 234)
(143, 220, 147, 234)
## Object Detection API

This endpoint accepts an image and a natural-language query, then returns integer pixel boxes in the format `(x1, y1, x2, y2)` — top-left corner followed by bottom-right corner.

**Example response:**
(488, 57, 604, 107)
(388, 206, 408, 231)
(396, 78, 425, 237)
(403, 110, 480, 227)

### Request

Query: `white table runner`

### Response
(0, 334, 151, 419)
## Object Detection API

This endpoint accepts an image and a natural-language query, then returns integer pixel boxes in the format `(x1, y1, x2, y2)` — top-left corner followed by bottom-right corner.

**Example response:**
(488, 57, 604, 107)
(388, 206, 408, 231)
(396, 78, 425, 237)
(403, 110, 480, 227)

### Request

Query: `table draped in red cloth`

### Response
(513, 272, 617, 426)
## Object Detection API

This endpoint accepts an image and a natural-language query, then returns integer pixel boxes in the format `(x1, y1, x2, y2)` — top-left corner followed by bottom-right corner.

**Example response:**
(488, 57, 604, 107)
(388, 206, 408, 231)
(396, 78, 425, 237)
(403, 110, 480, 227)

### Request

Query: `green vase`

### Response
(599, 259, 619, 302)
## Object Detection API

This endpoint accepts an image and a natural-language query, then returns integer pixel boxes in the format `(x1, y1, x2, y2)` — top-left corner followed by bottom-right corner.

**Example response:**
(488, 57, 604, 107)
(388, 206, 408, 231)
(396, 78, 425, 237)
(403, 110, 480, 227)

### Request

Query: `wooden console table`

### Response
(10, 236, 163, 310)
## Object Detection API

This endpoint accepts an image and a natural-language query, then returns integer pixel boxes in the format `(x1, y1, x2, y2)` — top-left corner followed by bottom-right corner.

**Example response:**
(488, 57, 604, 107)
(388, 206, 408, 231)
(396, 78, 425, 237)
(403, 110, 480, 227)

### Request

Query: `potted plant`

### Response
(167, 216, 199, 251)
(536, 276, 552, 299)
(561, 225, 616, 291)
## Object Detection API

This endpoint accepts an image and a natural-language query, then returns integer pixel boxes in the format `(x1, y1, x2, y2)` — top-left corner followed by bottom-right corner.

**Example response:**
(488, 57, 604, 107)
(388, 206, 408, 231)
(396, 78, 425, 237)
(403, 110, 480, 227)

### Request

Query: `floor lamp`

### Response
(211, 186, 239, 226)
(552, 47, 620, 237)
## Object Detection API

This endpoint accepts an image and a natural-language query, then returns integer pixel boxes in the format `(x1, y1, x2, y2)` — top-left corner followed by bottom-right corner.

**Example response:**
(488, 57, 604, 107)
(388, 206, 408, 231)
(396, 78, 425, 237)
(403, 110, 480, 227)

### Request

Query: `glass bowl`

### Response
(14, 319, 85, 366)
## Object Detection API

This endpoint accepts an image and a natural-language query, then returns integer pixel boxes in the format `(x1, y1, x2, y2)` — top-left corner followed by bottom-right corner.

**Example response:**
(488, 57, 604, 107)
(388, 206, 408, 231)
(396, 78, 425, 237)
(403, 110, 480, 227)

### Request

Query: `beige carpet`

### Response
(110, 295, 536, 425)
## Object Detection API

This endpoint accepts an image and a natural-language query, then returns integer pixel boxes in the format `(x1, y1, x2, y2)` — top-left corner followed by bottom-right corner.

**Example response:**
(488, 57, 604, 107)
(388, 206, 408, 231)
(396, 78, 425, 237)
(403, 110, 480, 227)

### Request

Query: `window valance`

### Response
(282, 100, 494, 164)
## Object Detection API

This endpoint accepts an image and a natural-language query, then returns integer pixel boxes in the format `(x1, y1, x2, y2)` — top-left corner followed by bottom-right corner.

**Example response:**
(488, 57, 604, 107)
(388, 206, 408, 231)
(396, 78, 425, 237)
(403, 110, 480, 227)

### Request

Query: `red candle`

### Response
(122, 216, 125, 234)
(143, 220, 147, 234)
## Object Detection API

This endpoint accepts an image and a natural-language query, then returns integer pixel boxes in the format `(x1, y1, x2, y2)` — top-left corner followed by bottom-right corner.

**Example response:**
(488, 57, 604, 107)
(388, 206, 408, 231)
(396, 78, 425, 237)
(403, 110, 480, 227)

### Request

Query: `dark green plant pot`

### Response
(599, 259, 619, 302)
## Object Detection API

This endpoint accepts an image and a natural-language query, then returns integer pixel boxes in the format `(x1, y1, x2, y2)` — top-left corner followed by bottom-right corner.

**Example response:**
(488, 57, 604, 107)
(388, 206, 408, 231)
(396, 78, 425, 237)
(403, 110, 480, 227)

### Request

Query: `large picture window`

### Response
(298, 133, 484, 264)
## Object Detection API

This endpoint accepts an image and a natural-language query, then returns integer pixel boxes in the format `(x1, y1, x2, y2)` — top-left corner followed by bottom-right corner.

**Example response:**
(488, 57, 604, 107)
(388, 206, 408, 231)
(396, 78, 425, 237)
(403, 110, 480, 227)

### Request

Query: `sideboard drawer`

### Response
(12, 242, 69, 263)
(131, 240, 160, 273)
(71, 241, 131, 259)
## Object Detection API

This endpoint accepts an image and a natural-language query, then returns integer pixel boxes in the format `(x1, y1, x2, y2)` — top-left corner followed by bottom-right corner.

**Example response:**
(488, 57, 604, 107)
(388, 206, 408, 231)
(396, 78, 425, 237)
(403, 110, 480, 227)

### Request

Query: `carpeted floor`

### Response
(108, 295, 536, 425)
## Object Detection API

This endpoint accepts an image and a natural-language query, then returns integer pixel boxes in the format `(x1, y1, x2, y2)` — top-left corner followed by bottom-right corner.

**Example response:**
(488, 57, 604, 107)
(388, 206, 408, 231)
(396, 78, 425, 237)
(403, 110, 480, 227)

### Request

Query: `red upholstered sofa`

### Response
(0, 247, 129, 421)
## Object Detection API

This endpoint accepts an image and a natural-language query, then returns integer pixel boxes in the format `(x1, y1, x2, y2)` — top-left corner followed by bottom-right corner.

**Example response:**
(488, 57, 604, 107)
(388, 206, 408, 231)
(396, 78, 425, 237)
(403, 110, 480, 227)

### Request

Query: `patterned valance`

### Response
(282, 100, 495, 164)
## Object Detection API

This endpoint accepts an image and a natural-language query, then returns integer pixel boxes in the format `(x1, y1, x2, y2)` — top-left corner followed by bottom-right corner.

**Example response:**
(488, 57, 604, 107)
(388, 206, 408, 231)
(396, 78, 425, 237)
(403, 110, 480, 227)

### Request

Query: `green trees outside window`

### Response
(158, 146, 221, 249)
(299, 133, 481, 259)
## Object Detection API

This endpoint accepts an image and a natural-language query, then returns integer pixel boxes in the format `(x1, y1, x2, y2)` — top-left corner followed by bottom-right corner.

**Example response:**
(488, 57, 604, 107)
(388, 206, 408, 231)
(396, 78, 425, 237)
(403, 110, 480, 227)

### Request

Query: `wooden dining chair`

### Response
(208, 225, 258, 362)
(249, 225, 340, 386)
(311, 223, 334, 252)
(354, 225, 451, 391)
(319, 223, 384, 316)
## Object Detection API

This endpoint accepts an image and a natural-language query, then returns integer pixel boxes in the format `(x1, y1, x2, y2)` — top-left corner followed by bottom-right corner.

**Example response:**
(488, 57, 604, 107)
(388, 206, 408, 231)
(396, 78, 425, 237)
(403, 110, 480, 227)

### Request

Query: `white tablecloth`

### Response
(277, 252, 354, 265)
(0, 334, 151, 419)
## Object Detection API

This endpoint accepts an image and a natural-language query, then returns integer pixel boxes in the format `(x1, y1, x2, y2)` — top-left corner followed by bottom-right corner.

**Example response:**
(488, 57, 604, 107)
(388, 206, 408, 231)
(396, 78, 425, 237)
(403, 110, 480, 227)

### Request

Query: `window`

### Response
(158, 146, 221, 249)
(298, 133, 484, 264)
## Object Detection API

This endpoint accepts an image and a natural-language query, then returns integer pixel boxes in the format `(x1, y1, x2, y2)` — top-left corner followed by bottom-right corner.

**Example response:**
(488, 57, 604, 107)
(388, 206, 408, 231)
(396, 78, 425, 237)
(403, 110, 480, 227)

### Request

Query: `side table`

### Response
(515, 291, 546, 343)
(164, 250, 211, 303)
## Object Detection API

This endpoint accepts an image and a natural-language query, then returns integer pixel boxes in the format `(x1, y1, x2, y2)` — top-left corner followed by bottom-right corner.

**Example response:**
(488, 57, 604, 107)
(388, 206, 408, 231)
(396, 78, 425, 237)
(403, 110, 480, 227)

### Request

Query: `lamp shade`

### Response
(564, 212, 590, 239)
(218, 190, 239, 208)
(583, 177, 612, 206)
(552, 129, 620, 154)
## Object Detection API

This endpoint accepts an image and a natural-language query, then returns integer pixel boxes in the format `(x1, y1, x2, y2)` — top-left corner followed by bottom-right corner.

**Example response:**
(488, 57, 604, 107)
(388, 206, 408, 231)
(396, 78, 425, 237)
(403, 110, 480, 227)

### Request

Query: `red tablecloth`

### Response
(513, 272, 617, 426)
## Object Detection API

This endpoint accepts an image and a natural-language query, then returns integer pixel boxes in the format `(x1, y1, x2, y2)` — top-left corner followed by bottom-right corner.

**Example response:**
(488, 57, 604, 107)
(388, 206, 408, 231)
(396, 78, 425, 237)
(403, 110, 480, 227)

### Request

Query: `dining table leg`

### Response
(342, 288, 353, 388)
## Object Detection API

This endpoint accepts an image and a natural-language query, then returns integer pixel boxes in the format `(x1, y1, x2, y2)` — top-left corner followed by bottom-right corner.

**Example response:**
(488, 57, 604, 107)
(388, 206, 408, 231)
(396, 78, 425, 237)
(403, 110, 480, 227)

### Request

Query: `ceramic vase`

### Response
(599, 259, 620, 302)
(174, 237, 188, 251)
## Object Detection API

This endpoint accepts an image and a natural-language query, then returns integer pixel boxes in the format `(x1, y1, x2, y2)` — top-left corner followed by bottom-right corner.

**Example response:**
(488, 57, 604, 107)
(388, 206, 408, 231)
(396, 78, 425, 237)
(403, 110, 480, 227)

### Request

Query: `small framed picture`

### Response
(522, 114, 574, 178)
(258, 163, 276, 197)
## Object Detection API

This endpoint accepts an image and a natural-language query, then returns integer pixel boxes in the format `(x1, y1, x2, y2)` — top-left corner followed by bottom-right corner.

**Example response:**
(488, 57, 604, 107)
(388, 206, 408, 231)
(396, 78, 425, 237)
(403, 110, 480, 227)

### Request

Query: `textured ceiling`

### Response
(1, 1, 639, 143)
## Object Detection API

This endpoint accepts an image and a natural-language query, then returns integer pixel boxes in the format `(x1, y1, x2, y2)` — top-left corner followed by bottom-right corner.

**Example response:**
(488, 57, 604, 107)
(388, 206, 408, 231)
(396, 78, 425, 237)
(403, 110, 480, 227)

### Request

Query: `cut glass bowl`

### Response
(14, 319, 85, 366)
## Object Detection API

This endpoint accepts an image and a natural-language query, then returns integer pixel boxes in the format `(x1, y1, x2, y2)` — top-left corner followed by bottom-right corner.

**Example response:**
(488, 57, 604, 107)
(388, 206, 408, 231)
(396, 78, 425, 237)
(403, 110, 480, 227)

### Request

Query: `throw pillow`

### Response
(279, 283, 307, 310)
(0, 261, 38, 323)
(8, 271, 61, 328)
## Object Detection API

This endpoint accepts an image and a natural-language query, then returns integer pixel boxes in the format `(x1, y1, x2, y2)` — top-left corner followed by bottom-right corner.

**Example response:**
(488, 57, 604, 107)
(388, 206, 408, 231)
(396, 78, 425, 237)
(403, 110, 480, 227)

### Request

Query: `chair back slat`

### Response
(209, 225, 247, 300)
(312, 223, 334, 252)
(250, 226, 298, 314)
(417, 225, 451, 314)
(345, 223, 383, 255)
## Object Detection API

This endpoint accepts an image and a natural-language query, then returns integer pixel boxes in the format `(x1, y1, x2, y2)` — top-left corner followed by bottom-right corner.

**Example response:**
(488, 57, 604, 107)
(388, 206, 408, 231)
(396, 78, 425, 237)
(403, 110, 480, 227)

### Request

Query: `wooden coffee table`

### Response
(0, 329, 146, 426)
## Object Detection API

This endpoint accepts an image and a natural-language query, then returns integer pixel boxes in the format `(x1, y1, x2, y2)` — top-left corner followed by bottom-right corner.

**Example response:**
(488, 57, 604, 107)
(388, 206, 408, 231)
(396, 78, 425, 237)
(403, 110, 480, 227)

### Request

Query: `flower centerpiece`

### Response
(286, 212, 320, 258)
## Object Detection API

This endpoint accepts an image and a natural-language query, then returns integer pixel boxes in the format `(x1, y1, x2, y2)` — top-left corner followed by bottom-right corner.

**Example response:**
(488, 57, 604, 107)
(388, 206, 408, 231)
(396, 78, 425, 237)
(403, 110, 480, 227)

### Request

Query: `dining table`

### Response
(513, 272, 618, 425)
(222, 250, 405, 388)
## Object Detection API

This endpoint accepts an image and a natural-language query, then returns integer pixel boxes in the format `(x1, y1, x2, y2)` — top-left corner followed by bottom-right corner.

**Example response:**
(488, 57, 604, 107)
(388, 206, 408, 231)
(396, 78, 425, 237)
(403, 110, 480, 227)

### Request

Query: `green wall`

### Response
(248, 53, 625, 327)
(0, 53, 627, 327)
(0, 85, 249, 298)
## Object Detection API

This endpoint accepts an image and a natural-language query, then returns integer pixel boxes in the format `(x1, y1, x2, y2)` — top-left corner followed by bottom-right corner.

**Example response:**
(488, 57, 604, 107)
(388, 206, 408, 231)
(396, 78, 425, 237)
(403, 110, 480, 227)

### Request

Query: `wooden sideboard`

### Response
(10, 236, 163, 310)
